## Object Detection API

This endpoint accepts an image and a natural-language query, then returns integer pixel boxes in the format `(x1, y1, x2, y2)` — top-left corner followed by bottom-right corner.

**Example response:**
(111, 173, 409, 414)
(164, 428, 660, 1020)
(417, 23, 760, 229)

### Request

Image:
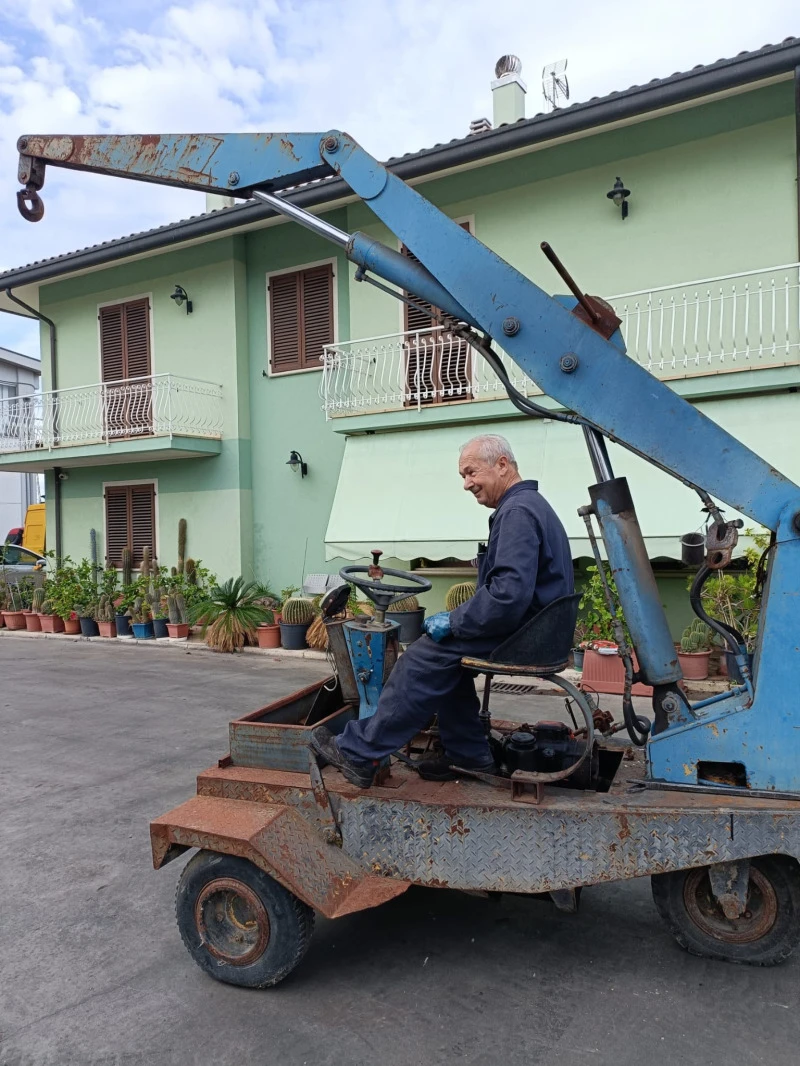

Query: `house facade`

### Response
(1, 39, 799, 632)
(0, 346, 41, 538)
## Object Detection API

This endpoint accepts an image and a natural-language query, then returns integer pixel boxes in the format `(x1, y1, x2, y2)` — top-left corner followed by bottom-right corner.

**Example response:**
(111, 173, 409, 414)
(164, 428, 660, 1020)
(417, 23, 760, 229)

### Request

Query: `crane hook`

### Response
(17, 185, 44, 222)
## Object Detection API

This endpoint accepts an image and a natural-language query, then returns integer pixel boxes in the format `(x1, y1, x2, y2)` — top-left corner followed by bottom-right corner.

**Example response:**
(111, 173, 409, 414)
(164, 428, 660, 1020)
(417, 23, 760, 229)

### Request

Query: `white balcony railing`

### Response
(0, 374, 223, 453)
(320, 263, 800, 417)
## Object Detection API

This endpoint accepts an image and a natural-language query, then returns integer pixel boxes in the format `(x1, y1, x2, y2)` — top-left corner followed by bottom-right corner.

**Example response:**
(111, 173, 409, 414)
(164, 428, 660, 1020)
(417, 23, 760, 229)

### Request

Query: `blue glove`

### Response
(423, 611, 452, 643)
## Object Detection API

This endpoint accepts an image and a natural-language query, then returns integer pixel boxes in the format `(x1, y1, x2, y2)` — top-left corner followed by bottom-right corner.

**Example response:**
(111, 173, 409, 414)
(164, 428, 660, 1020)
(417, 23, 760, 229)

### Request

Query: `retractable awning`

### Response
(324, 393, 798, 562)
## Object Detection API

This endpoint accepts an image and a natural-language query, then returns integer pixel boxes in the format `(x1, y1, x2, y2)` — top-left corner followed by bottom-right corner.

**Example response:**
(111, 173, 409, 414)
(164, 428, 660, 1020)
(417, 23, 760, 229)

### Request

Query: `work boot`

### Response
(417, 753, 497, 782)
(309, 727, 375, 789)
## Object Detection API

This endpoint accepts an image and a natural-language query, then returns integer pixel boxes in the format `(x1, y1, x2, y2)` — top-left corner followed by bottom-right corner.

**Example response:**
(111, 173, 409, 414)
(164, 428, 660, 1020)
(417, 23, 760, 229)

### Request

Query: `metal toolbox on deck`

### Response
(227, 676, 356, 773)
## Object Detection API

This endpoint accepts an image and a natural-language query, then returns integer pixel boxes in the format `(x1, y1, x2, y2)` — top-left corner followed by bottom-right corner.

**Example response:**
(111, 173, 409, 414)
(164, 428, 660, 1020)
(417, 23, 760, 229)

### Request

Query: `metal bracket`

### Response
(549, 888, 581, 913)
(708, 860, 750, 920)
(307, 751, 342, 846)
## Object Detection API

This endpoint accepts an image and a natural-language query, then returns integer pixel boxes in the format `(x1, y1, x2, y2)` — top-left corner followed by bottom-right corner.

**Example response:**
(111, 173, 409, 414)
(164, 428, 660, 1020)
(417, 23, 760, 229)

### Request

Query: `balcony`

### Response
(0, 374, 224, 471)
(320, 263, 800, 418)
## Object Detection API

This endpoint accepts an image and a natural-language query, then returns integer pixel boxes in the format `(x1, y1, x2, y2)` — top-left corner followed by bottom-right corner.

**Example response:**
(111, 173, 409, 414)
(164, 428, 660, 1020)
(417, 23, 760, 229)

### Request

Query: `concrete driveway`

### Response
(1, 638, 798, 1066)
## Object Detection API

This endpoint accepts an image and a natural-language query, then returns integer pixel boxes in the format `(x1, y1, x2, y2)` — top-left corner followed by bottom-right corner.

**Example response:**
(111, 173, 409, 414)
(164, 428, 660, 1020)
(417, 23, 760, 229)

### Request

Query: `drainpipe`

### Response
(796, 65, 800, 259)
(2, 287, 61, 560)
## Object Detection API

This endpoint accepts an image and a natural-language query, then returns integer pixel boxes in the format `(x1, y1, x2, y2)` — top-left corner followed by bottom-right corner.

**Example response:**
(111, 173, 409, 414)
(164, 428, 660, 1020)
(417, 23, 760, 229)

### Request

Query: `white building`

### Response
(0, 347, 41, 538)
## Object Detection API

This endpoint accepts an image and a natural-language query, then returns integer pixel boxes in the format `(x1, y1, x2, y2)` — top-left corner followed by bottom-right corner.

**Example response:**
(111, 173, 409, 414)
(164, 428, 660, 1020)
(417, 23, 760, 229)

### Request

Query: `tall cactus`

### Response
(177, 518, 187, 575)
(98, 594, 114, 622)
(89, 528, 99, 587)
(185, 558, 197, 585)
(121, 546, 133, 588)
(140, 545, 152, 580)
(168, 591, 188, 625)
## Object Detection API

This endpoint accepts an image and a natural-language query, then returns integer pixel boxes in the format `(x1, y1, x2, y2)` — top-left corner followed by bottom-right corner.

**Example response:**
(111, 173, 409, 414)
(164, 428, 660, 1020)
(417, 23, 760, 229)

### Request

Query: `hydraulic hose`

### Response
(689, 565, 745, 657)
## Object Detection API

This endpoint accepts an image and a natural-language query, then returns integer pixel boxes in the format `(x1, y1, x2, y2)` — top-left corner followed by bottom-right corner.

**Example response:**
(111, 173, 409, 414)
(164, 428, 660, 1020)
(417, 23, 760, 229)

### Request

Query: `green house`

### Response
(2, 39, 799, 634)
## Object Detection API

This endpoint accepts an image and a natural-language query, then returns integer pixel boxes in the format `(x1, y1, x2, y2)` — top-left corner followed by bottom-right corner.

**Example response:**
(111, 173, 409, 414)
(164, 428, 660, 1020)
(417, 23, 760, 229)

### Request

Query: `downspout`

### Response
(796, 65, 800, 259)
(2, 287, 61, 560)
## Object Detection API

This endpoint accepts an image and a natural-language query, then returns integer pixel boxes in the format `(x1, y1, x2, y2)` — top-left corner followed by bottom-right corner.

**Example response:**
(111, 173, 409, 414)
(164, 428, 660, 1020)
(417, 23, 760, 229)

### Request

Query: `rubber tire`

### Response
(652, 855, 800, 966)
(176, 850, 315, 988)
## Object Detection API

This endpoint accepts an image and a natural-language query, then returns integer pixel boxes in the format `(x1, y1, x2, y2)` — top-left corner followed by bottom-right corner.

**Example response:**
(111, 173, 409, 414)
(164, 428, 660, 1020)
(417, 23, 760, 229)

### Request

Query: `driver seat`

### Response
(461, 593, 581, 731)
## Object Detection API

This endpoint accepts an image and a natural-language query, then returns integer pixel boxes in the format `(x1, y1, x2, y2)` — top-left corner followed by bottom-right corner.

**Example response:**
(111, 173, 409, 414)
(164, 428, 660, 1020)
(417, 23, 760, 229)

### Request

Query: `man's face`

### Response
(459, 447, 511, 509)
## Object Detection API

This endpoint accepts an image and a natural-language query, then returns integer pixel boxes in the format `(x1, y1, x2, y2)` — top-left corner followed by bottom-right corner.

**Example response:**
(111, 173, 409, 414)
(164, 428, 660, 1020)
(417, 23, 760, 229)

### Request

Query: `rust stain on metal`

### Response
(280, 137, 300, 162)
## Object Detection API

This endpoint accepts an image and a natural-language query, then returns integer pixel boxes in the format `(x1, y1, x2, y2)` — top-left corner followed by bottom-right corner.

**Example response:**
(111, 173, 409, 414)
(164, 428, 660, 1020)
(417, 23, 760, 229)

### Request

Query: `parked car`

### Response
(0, 544, 47, 579)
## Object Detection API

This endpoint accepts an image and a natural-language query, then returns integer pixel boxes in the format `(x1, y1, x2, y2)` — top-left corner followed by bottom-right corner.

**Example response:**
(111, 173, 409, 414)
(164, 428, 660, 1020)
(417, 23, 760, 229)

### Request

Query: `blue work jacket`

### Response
(448, 479, 574, 642)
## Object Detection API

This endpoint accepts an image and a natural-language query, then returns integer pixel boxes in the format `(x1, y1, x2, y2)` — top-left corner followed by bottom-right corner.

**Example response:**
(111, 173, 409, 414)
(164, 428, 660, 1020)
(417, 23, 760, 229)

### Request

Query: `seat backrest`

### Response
(489, 593, 581, 670)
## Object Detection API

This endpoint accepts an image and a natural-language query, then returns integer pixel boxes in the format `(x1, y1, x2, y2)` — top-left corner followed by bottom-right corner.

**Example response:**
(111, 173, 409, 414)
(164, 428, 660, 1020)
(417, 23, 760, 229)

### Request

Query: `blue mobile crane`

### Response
(15, 129, 800, 984)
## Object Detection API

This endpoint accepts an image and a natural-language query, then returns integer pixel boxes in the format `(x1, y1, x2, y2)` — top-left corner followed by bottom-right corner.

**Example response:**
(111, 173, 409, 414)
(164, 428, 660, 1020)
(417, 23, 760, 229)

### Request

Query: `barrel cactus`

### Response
(281, 597, 314, 625)
(680, 619, 712, 653)
(390, 595, 419, 612)
(445, 581, 477, 611)
(32, 587, 46, 613)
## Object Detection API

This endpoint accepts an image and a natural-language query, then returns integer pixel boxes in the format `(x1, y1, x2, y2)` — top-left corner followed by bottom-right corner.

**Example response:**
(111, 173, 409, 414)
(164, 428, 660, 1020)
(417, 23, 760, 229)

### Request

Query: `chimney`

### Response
(205, 192, 236, 213)
(469, 117, 492, 136)
(491, 55, 526, 127)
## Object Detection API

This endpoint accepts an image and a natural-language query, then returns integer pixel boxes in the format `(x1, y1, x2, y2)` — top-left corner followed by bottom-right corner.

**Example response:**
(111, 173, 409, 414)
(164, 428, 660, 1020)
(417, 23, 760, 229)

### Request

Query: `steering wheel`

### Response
(339, 550, 432, 611)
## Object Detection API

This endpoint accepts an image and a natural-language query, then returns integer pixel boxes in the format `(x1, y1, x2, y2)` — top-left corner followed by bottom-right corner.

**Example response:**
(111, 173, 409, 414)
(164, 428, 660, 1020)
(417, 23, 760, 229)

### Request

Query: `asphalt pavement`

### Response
(1, 637, 798, 1066)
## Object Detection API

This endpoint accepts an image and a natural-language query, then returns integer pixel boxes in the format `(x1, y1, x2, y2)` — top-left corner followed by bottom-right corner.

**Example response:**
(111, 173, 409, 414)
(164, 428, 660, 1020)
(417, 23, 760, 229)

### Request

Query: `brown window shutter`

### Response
(124, 299, 151, 380)
(300, 265, 334, 368)
(104, 484, 156, 567)
(100, 305, 125, 383)
(269, 272, 302, 373)
(130, 484, 156, 565)
(105, 487, 130, 567)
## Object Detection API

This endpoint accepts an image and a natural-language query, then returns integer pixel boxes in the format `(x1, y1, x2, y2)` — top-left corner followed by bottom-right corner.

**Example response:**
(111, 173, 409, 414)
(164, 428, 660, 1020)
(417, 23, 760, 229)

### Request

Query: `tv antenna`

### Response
(542, 59, 569, 111)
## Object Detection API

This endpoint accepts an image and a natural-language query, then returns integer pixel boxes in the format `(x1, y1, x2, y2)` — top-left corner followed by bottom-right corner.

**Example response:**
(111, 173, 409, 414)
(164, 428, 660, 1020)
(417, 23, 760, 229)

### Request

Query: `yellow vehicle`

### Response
(21, 503, 45, 555)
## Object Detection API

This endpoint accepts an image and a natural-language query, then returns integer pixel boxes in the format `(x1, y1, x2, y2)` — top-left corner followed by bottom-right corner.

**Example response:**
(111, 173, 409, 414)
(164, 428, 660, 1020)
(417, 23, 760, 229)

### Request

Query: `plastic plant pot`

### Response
(97, 621, 117, 638)
(24, 611, 42, 633)
(384, 607, 426, 644)
(279, 621, 310, 650)
(571, 648, 585, 670)
(257, 623, 281, 649)
(153, 617, 169, 639)
(115, 613, 132, 638)
(166, 623, 190, 640)
(39, 615, 65, 634)
(132, 621, 155, 640)
(79, 617, 100, 637)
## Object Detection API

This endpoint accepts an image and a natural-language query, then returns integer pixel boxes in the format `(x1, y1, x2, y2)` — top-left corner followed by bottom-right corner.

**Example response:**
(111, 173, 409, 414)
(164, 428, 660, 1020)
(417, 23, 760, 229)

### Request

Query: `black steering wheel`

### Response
(339, 551, 432, 610)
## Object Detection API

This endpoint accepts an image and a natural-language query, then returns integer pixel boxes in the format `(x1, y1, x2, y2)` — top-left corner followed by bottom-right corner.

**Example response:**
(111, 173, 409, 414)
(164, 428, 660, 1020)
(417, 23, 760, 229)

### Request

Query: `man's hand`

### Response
(423, 611, 452, 643)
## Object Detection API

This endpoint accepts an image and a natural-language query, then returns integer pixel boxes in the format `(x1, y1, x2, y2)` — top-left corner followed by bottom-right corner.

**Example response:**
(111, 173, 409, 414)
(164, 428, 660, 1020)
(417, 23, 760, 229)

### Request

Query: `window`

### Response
(99, 299, 152, 437)
(268, 264, 334, 374)
(403, 221, 473, 407)
(0, 546, 41, 567)
(105, 483, 156, 567)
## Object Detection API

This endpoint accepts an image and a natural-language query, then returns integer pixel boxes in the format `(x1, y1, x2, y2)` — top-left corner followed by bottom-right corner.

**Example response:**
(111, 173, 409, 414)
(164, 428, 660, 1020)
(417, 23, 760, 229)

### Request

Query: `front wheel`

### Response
(652, 855, 800, 966)
(176, 851, 315, 987)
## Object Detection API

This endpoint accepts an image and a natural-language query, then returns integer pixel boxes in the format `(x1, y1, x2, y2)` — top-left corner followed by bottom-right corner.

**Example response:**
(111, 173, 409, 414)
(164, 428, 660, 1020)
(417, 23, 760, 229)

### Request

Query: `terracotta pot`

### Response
(166, 622, 190, 639)
(39, 614, 65, 634)
(63, 618, 81, 635)
(257, 623, 281, 649)
(677, 650, 711, 681)
(580, 645, 653, 696)
(0, 613, 5, 628)
(2, 610, 26, 631)
(97, 620, 117, 638)
(24, 612, 42, 632)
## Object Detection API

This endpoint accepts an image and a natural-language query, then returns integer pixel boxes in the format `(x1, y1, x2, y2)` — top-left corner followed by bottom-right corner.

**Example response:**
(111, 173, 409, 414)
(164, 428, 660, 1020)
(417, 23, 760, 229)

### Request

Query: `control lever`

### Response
(540, 242, 621, 340)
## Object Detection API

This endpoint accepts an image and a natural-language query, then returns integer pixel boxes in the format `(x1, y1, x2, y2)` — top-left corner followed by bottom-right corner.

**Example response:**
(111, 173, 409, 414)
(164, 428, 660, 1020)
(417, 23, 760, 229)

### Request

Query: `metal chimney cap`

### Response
(495, 55, 522, 79)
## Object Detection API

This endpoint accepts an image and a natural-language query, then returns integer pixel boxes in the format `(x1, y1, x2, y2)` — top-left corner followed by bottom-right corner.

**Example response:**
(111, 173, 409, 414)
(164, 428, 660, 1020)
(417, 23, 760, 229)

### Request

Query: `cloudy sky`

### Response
(0, 0, 797, 358)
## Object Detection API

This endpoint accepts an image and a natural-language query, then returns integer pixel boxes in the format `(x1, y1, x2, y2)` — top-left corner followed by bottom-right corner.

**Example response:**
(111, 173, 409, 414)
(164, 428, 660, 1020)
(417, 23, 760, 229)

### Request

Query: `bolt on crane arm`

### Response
(15, 128, 800, 532)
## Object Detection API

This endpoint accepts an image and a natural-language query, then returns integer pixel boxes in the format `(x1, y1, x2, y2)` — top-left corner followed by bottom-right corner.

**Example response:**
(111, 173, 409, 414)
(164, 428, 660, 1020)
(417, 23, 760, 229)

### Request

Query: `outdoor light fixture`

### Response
(287, 450, 308, 477)
(606, 177, 631, 220)
(170, 284, 193, 313)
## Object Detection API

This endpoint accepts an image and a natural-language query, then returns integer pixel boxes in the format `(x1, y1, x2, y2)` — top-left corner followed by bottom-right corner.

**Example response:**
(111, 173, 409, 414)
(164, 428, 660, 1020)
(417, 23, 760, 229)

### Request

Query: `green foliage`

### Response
(445, 582, 476, 611)
(693, 528, 769, 653)
(44, 557, 80, 621)
(680, 618, 713, 653)
(577, 564, 630, 645)
(127, 597, 152, 624)
(389, 594, 419, 612)
(281, 597, 314, 625)
(189, 577, 271, 652)
(280, 584, 300, 602)
(100, 567, 118, 600)
(13, 576, 35, 610)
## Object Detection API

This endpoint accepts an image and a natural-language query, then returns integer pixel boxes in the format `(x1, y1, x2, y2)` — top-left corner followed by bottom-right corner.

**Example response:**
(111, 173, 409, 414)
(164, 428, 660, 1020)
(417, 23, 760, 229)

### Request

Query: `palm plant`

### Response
(189, 577, 271, 652)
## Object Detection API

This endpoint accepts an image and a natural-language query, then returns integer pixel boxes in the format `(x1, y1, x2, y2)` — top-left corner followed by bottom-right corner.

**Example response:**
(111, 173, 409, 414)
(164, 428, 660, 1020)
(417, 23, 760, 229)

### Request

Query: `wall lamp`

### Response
(170, 284, 193, 313)
(287, 450, 308, 477)
(606, 177, 631, 220)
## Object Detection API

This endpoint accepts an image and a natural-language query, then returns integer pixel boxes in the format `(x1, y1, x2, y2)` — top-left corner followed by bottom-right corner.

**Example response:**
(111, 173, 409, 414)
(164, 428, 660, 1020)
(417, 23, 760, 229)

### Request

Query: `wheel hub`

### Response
(683, 866, 778, 944)
(195, 877, 270, 966)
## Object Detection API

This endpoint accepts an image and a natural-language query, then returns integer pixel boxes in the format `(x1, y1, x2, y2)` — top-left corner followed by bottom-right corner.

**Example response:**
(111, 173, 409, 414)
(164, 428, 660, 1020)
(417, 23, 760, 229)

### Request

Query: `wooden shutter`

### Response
(99, 299, 151, 382)
(269, 265, 334, 374)
(99, 305, 125, 382)
(105, 484, 155, 567)
(403, 222, 472, 405)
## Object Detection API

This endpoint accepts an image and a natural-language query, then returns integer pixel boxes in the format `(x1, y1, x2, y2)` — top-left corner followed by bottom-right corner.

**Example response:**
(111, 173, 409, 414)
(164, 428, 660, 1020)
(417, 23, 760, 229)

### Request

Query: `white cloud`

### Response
(0, 0, 797, 358)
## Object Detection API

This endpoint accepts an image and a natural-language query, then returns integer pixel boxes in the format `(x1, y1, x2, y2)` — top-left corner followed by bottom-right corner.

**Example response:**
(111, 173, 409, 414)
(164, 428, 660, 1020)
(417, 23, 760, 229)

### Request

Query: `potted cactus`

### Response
(115, 547, 135, 637)
(167, 590, 190, 639)
(677, 619, 713, 680)
(385, 593, 427, 644)
(280, 596, 314, 649)
(445, 581, 477, 610)
(128, 598, 155, 639)
(24, 586, 45, 632)
(38, 596, 65, 633)
(95, 594, 117, 638)
(2, 582, 26, 630)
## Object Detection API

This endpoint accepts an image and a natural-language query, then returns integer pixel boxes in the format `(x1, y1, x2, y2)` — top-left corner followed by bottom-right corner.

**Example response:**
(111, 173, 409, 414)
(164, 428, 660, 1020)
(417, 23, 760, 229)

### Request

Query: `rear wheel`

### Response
(176, 851, 315, 987)
(652, 855, 800, 965)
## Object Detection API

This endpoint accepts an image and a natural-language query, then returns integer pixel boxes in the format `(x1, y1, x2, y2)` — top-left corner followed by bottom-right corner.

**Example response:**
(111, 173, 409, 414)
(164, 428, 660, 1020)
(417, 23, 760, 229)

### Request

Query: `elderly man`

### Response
(311, 433, 574, 787)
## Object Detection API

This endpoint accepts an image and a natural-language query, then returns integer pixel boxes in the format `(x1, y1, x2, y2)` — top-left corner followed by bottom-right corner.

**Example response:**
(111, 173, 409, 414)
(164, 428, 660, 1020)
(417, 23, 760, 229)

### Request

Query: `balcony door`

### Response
(402, 221, 473, 407)
(100, 299, 152, 440)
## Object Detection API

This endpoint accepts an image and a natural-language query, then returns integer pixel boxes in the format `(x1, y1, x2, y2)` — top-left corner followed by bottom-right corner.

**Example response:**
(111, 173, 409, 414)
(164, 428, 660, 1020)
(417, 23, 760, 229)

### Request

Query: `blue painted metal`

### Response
(343, 619, 399, 720)
(19, 127, 800, 790)
(691, 686, 747, 711)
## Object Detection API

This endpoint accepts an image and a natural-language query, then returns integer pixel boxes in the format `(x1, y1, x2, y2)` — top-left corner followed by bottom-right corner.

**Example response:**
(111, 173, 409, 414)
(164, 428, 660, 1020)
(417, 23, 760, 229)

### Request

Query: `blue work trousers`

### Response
(337, 634, 496, 767)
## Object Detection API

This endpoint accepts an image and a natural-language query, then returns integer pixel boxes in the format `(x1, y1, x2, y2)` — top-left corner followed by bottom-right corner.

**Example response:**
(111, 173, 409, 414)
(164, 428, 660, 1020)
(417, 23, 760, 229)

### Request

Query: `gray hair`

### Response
(459, 433, 518, 467)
